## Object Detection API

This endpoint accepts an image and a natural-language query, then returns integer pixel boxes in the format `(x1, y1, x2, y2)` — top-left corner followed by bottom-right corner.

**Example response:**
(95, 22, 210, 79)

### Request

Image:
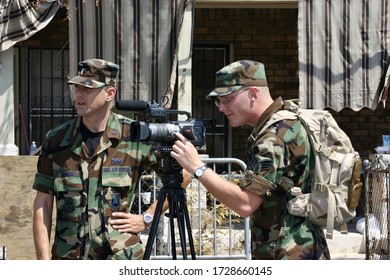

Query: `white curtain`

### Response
(298, 0, 390, 111)
(0, 0, 60, 51)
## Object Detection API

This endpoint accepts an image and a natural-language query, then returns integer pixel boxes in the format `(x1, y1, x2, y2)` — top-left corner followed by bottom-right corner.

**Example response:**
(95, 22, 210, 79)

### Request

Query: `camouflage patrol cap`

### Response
(207, 60, 267, 99)
(67, 59, 119, 88)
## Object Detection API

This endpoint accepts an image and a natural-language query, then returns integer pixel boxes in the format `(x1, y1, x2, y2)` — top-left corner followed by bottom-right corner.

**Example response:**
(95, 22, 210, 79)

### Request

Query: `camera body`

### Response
(115, 100, 214, 172)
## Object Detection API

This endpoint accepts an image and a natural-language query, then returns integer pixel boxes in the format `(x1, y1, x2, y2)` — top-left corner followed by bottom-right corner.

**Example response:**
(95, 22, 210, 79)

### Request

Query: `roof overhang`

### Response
(195, 0, 298, 9)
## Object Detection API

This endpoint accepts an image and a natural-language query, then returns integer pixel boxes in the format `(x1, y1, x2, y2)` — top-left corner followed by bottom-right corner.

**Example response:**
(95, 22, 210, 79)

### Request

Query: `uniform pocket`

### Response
(54, 170, 84, 222)
(101, 166, 133, 215)
(101, 166, 138, 253)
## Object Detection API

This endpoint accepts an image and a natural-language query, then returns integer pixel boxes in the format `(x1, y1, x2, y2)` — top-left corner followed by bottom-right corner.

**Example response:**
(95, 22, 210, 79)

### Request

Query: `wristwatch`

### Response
(194, 164, 208, 179)
(143, 213, 153, 226)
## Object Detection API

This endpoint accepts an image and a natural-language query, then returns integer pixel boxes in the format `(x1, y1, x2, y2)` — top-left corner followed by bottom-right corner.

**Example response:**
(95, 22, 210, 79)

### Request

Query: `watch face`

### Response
(195, 165, 207, 178)
(143, 214, 153, 224)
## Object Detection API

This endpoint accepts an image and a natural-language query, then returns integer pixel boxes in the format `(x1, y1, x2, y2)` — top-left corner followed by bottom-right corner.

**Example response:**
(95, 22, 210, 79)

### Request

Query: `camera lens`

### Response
(147, 123, 180, 143)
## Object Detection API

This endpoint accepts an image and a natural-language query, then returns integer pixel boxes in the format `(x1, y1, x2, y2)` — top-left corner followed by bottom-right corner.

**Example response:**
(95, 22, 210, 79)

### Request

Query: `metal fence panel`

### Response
(134, 157, 251, 260)
(364, 156, 390, 260)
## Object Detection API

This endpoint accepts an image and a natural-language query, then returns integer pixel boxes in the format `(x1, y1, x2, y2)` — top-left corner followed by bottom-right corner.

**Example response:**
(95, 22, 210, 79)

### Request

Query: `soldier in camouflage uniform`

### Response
(32, 59, 167, 260)
(170, 60, 331, 260)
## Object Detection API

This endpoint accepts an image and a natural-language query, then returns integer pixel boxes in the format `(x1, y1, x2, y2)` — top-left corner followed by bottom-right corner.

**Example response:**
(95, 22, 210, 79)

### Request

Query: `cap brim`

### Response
(206, 85, 243, 100)
(67, 76, 105, 89)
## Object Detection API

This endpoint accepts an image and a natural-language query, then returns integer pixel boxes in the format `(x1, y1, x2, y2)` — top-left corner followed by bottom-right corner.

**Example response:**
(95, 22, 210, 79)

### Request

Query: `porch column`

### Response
(177, 1, 194, 118)
(0, 48, 18, 155)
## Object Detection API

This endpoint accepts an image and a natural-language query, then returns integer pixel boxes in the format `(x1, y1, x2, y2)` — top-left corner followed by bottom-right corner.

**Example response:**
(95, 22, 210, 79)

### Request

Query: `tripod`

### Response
(143, 171, 196, 260)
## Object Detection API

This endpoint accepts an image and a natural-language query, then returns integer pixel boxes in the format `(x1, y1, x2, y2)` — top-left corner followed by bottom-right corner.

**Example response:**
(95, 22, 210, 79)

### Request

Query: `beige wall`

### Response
(0, 156, 38, 260)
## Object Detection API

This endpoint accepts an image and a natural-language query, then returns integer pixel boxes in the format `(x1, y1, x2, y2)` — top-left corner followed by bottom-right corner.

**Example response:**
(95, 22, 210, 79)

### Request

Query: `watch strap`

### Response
(194, 164, 208, 179)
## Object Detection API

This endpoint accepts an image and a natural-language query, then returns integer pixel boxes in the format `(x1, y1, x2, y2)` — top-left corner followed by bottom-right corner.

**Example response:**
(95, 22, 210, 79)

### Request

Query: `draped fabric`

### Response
(0, 0, 60, 51)
(298, 0, 390, 111)
(68, 0, 189, 108)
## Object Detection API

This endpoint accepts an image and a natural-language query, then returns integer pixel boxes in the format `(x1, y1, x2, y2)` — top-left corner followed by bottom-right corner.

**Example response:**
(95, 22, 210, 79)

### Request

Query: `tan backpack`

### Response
(263, 99, 362, 239)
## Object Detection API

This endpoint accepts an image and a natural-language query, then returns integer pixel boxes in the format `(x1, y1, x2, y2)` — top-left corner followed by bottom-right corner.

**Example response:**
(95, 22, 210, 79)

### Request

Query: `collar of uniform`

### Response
(105, 112, 122, 142)
(64, 112, 122, 154)
(254, 96, 284, 132)
(71, 112, 122, 143)
(248, 97, 284, 144)
(58, 117, 78, 148)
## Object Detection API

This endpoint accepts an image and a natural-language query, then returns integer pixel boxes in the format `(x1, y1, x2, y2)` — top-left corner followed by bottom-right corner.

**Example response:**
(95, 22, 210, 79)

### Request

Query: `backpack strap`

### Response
(263, 110, 316, 214)
(248, 110, 298, 147)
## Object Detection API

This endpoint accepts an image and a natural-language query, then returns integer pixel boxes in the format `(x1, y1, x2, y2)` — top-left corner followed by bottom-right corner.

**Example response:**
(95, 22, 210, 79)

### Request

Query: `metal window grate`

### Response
(26, 48, 74, 154)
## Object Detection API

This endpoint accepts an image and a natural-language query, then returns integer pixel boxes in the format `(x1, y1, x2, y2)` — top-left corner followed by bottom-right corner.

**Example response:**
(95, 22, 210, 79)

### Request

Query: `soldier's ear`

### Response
(247, 86, 259, 100)
(105, 86, 116, 102)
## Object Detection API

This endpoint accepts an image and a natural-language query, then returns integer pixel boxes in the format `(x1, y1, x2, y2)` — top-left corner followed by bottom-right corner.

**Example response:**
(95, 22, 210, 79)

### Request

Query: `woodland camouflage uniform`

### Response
(33, 58, 159, 259)
(33, 113, 157, 259)
(240, 97, 330, 260)
(208, 60, 330, 260)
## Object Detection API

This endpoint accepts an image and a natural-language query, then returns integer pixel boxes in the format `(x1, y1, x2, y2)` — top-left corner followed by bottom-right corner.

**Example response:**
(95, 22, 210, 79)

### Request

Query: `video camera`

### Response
(115, 100, 214, 172)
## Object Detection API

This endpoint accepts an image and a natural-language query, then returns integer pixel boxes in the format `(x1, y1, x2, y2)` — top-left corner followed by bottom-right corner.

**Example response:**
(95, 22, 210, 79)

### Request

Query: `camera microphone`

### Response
(115, 100, 149, 111)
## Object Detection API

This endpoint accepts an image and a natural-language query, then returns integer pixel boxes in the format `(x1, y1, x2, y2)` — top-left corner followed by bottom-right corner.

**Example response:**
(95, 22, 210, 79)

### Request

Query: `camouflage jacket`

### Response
(239, 97, 330, 260)
(33, 112, 158, 259)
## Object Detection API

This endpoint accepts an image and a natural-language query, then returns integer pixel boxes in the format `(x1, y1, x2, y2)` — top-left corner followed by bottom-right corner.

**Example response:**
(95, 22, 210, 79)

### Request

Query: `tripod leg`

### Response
(167, 193, 177, 259)
(149, 171, 196, 260)
(143, 190, 167, 260)
(180, 199, 196, 259)
(173, 198, 188, 259)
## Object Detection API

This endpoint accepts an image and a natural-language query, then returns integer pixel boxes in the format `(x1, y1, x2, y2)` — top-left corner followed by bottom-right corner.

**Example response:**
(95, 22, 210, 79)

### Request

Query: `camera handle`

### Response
(143, 171, 196, 260)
